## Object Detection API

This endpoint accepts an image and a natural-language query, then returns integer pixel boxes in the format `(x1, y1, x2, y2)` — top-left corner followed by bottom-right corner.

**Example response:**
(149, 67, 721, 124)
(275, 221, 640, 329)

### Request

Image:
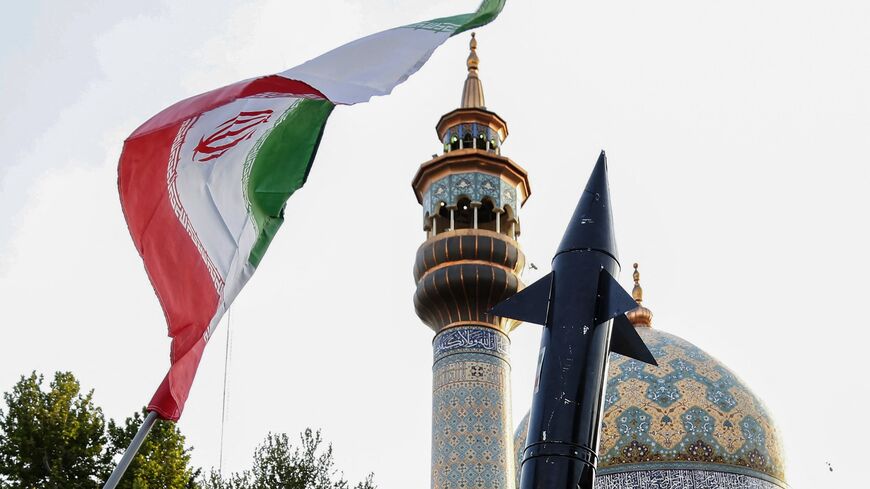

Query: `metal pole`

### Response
(219, 309, 232, 474)
(103, 410, 159, 489)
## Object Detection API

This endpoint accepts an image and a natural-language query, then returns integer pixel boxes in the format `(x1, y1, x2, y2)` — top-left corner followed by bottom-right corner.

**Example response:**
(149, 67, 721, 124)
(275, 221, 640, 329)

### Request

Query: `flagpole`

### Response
(219, 308, 232, 474)
(103, 410, 159, 489)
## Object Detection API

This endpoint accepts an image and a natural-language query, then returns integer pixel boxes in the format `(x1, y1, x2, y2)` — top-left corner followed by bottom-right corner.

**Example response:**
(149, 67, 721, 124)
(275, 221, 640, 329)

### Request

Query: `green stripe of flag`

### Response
(455, 0, 506, 34)
(407, 0, 505, 35)
(246, 98, 335, 267)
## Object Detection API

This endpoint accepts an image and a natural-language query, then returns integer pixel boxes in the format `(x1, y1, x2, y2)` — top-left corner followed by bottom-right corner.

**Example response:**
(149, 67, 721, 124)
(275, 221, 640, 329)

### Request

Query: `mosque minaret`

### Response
(412, 33, 529, 489)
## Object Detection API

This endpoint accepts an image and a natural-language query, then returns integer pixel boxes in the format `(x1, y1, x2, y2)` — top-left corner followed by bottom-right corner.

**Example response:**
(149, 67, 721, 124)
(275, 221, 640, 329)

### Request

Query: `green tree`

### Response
(0, 372, 112, 489)
(107, 408, 200, 489)
(202, 429, 375, 489)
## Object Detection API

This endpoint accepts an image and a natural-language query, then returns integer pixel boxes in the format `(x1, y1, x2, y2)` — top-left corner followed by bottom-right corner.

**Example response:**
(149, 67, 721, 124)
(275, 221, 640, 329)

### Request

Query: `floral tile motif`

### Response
(433, 330, 515, 489)
(424, 172, 518, 217)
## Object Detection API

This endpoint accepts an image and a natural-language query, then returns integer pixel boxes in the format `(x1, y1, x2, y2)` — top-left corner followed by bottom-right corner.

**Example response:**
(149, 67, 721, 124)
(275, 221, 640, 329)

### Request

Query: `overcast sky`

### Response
(1, 1, 868, 488)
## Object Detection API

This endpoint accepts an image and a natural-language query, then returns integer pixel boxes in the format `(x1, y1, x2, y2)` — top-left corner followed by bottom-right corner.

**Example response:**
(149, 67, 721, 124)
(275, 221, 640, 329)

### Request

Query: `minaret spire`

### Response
(461, 32, 486, 108)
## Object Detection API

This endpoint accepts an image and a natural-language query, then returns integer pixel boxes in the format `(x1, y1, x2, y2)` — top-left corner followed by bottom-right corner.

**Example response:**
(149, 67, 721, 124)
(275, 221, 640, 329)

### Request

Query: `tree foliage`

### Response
(107, 409, 199, 489)
(0, 372, 198, 489)
(0, 372, 112, 489)
(1, 373, 375, 489)
(202, 429, 375, 489)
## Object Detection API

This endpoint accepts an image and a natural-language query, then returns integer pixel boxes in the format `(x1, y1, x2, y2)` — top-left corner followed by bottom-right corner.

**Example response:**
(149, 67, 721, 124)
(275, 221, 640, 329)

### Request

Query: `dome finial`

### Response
(627, 262, 653, 327)
(461, 32, 486, 108)
(632, 262, 643, 303)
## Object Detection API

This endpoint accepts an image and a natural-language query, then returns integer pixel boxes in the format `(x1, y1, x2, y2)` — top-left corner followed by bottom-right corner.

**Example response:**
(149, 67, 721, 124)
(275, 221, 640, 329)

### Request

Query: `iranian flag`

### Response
(120, 1, 505, 421)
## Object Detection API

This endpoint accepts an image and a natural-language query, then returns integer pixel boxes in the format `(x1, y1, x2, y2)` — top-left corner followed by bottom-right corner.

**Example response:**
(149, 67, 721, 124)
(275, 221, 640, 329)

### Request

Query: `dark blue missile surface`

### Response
(490, 151, 657, 489)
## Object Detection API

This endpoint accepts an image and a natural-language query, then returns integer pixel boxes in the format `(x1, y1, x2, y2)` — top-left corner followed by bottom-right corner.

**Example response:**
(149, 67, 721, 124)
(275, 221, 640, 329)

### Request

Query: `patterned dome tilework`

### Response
(513, 328, 786, 488)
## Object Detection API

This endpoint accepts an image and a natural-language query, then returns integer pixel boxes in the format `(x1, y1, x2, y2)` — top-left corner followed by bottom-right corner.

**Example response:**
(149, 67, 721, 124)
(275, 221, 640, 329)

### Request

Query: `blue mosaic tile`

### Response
(513, 328, 786, 487)
(433, 327, 515, 489)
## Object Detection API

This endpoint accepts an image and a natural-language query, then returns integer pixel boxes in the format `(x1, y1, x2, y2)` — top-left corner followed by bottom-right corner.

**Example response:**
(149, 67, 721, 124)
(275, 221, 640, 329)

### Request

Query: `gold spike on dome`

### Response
(461, 33, 486, 108)
(631, 263, 643, 302)
(626, 263, 653, 327)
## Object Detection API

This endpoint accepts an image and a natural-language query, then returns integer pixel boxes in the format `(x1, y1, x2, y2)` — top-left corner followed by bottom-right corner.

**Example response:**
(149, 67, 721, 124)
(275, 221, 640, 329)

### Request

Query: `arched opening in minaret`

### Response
(449, 135, 460, 152)
(423, 212, 432, 238)
(476, 133, 487, 150)
(462, 132, 473, 150)
(454, 197, 473, 229)
(430, 202, 450, 235)
(501, 205, 518, 239)
(477, 198, 498, 233)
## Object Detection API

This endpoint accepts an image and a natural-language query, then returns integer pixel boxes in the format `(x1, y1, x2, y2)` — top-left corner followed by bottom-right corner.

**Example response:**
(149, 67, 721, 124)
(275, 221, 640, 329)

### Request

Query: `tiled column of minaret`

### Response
(431, 326, 514, 489)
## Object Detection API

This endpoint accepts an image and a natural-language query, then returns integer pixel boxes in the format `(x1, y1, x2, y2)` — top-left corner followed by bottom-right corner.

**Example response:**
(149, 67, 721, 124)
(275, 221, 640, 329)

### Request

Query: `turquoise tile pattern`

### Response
(433, 326, 515, 489)
(512, 328, 786, 488)
(424, 172, 517, 216)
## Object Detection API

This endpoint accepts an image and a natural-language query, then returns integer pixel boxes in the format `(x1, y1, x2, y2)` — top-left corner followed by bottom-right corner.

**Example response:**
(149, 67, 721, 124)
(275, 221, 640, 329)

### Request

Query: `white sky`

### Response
(1, 1, 868, 488)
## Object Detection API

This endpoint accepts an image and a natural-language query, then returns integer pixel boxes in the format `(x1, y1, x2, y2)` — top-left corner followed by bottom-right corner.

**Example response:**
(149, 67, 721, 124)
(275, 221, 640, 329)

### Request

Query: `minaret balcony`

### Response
(412, 228, 525, 335)
(413, 150, 529, 222)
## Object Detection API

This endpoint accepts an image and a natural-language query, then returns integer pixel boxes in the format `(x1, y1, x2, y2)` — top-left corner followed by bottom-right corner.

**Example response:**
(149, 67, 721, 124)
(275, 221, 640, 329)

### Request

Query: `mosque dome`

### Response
(512, 265, 787, 489)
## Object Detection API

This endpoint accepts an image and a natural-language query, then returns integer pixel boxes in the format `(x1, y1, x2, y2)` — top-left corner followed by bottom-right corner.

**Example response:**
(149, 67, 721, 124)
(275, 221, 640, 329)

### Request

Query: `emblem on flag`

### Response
(193, 110, 274, 162)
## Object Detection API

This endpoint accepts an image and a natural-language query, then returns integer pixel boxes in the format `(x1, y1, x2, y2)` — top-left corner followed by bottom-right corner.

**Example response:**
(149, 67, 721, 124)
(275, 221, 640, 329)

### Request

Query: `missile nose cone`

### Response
(556, 150, 619, 262)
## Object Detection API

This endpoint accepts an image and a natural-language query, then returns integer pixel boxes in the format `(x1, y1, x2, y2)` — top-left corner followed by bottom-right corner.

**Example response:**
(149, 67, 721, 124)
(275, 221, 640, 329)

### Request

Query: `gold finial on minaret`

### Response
(626, 262, 653, 327)
(461, 32, 486, 108)
(467, 32, 480, 71)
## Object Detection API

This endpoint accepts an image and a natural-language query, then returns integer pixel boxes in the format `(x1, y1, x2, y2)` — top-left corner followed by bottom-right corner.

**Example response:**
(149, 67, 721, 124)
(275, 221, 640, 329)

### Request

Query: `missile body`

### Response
(490, 151, 657, 489)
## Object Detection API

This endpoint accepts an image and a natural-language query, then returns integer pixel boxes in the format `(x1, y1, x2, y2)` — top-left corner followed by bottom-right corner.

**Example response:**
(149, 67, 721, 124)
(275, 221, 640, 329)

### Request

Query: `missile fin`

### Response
(611, 314, 658, 366)
(594, 269, 639, 325)
(488, 272, 552, 326)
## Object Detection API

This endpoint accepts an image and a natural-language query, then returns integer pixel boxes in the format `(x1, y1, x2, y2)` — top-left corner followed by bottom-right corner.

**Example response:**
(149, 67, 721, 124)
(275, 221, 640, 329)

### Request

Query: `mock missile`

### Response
(490, 151, 657, 489)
